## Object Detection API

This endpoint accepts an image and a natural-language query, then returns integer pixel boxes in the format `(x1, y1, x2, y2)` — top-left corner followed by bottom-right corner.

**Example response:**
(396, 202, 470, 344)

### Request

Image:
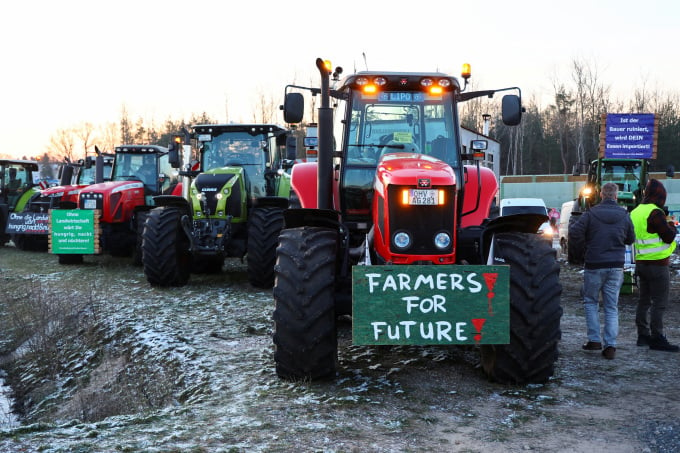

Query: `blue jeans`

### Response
(583, 268, 624, 348)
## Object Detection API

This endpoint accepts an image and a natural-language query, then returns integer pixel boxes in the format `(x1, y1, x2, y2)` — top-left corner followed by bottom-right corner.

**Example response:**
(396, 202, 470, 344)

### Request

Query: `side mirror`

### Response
(286, 135, 298, 160)
(168, 142, 180, 168)
(501, 94, 522, 126)
(282, 93, 304, 124)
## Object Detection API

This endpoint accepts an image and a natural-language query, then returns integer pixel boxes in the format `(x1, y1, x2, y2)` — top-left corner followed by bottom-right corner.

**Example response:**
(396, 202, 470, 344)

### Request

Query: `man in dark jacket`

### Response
(570, 182, 636, 359)
(630, 178, 679, 352)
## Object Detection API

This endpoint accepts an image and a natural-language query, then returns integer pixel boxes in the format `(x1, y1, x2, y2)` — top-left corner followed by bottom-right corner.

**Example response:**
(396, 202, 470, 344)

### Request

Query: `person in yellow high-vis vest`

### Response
(630, 178, 679, 352)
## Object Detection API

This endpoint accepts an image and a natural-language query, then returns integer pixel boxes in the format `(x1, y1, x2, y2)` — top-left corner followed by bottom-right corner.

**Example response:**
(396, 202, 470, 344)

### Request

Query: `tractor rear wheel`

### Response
(58, 254, 83, 265)
(247, 206, 284, 288)
(567, 212, 584, 265)
(480, 231, 562, 384)
(273, 226, 338, 380)
(142, 207, 191, 287)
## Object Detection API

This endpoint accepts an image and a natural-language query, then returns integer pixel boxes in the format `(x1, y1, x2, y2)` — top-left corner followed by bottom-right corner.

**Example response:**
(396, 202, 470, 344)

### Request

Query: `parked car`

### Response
(499, 197, 553, 242)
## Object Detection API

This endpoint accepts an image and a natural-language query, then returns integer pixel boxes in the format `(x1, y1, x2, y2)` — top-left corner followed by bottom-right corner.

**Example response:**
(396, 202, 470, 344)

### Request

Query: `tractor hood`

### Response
(375, 153, 456, 188)
(79, 180, 144, 195)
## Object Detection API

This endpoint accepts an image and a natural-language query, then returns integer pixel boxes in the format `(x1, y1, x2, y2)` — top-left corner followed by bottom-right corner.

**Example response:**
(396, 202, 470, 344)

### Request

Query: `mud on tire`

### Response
(142, 207, 191, 287)
(480, 231, 563, 384)
(247, 206, 284, 288)
(273, 227, 338, 380)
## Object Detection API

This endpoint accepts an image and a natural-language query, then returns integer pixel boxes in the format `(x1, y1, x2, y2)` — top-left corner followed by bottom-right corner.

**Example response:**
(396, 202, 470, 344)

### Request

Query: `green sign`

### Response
(49, 209, 99, 254)
(352, 265, 510, 345)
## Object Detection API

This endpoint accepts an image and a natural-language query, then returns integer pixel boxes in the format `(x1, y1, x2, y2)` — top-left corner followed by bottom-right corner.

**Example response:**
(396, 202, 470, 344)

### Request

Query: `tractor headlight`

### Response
(215, 192, 223, 200)
(196, 192, 204, 201)
(393, 231, 412, 250)
(434, 232, 451, 249)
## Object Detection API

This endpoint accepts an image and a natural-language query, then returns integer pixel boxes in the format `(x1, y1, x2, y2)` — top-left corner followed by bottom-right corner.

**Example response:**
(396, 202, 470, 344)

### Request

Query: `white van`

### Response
(499, 198, 553, 242)
(558, 200, 575, 254)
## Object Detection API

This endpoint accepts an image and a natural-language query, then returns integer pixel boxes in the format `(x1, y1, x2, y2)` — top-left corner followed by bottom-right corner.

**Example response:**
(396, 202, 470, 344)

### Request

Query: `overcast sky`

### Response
(2, 0, 678, 159)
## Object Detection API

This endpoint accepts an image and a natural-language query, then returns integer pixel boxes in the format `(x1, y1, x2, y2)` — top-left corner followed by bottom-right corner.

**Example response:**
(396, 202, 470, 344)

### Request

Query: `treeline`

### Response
(27, 59, 680, 177)
(460, 60, 680, 176)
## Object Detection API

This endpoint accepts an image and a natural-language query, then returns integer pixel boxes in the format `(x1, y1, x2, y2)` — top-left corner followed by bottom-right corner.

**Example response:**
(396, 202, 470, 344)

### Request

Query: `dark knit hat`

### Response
(642, 178, 667, 208)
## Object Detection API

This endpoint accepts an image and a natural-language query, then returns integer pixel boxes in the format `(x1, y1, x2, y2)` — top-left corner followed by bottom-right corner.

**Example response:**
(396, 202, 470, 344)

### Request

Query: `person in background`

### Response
(570, 182, 635, 360)
(630, 178, 679, 352)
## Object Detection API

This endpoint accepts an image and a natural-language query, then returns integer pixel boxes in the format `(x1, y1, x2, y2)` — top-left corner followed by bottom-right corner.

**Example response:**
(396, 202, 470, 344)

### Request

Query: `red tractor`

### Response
(54, 144, 180, 264)
(273, 59, 562, 384)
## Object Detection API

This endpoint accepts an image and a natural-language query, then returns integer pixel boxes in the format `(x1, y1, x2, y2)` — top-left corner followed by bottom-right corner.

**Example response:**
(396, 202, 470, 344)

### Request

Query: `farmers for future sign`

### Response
(352, 265, 510, 345)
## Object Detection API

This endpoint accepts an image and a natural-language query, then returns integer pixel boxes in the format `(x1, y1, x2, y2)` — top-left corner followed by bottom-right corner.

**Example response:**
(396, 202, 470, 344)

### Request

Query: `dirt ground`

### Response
(0, 246, 679, 452)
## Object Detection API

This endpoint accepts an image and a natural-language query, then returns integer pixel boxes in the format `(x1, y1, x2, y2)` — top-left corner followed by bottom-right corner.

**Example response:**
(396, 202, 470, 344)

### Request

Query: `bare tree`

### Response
(96, 122, 119, 152)
(549, 84, 575, 174)
(120, 105, 133, 144)
(253, 89, 278, 124)
(75, 122, 95, 158)
(48, 128, 76, 162)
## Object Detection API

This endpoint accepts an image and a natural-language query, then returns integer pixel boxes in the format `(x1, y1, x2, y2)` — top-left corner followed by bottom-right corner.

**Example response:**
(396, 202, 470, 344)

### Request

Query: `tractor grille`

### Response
(79, 192, 104, 210)
(387, 185, 455, 255)
(195, 173, 236, 215)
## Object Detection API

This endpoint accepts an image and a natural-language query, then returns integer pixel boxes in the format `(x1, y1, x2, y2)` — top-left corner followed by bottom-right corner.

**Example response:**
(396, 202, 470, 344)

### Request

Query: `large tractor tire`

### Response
(58, 254, 83, 265)
(247, 206, 284, 288)
(142, 207, 191, 287)
(132, 211, 149, 266)
(11, 234, 48, 252)
(273, 226, 338, 380)
(480, 231, 562, 384)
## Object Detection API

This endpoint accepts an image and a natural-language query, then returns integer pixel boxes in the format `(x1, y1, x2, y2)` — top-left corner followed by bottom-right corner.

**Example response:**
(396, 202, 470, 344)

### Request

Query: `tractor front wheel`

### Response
(480, 231, 562, 384)
(247, 206, 284, 288)
(142, 207, 191, 287)
(273, 226, 338, 380)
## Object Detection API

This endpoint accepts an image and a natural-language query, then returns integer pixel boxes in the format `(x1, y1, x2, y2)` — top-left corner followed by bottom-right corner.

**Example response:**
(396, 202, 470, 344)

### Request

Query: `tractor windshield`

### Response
(345, 91, 460, 169)
(202, 133, 266, 170)
(601, 161, 642, 193)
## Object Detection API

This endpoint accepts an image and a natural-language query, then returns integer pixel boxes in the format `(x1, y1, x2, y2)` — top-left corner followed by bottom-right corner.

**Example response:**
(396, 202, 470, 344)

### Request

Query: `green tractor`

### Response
(141, 124, 296, 287)
(567, 157, 673, 264)
(1, 159, 41, 247)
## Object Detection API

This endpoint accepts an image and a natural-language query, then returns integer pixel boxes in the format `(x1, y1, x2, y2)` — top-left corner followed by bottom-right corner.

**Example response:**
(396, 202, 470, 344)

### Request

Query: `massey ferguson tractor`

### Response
(141, 124, 295, 288)
(53, 144, 180, 264)
(273, 59, 563, 384)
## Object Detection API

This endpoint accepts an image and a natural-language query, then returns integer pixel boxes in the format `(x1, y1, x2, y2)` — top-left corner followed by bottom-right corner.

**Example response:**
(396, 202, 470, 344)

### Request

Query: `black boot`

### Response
(649, 335, 680, 352)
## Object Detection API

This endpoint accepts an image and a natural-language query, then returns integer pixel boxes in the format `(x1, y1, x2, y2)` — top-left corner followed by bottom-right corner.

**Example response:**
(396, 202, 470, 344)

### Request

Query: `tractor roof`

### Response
(0, 159, 39, 170)
(339, 71, 462, 92)
(114, 145, 168, 154)
(192, 124, 285, 135)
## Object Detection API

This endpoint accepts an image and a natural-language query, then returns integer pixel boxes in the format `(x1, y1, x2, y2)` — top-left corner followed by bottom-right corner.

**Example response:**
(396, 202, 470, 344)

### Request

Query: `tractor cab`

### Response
(107, 145, 177, 202)
(193, 124, 293, 203)
(0, 159, 39, 246)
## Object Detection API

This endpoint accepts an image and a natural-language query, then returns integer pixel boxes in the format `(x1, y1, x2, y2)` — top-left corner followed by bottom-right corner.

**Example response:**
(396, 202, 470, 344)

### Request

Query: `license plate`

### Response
(409, 189, 437, 205)
(83, 199, 97, 209)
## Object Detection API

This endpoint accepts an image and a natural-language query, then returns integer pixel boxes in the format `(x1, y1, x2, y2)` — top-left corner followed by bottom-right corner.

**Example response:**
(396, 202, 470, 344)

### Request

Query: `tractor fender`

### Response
(484, 213, 548, 236)
(289, 162, 318, 208)
(460, 165, 498, 228)
(283, 208, 341, 231)
(252, 196, 289, 210)
(152, 195, 191, 217)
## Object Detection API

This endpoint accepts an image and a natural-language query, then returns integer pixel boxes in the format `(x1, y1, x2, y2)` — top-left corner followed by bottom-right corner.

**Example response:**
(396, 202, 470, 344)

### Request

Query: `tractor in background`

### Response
(0, 159, 40, 247)
(273, 58, 562, 385)
(9, 151, 114, 251)
(141, 124, 296, 288)
(52, 144, 180, 264)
